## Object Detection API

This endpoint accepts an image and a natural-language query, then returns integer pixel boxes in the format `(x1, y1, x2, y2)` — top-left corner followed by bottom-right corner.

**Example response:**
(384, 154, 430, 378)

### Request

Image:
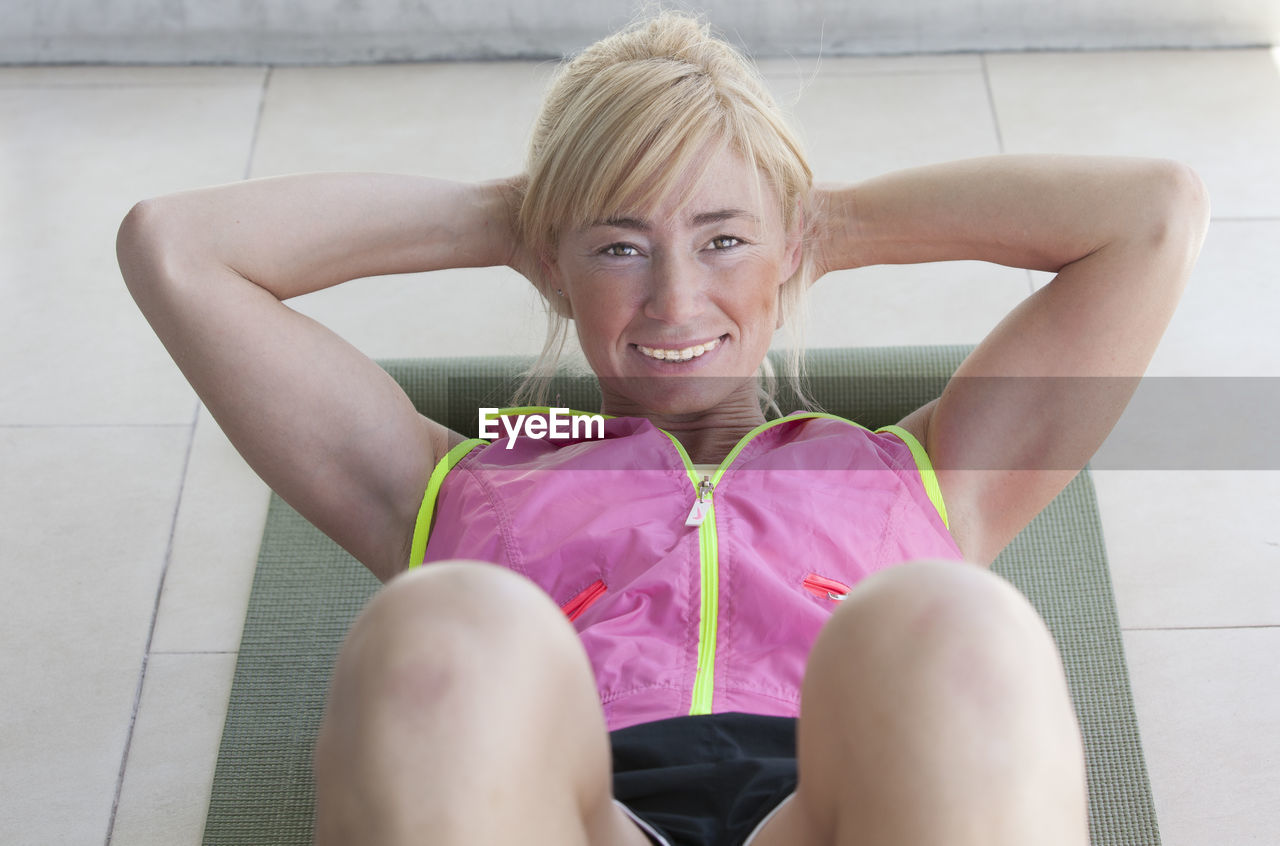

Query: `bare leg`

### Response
(752, 559, 1088, 846)
(312, 560, 651, 846)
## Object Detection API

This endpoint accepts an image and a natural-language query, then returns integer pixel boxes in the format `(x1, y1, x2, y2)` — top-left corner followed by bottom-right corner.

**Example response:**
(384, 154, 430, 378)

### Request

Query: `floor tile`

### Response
(109, 652, 238, 846)
(0, 75, 263, 424)
(795, 261, 1029, 348)
(285, 267, 551, 359)
(251, 62, 555, 179)
(0, 65, 267, 87)
(757, 52, 977, 97)
(758, 52, 983, 83)
(151, 408, 270, 654)
(987, 49, 1280, 219)
(778, 62, 1001, 180)
(1148, 220, 1280, 377)
(1095, 471, 1280, 629)
(0, 426, 189, 844)
(1125, 627, 1280, 846)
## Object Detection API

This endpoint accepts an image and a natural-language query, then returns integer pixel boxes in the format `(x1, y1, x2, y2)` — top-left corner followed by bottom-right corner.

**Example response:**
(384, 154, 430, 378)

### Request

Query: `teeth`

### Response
(637, 337, 721, 361)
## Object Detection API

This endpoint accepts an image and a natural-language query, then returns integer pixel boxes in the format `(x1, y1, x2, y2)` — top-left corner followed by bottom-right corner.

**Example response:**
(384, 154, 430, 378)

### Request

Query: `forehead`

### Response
(584, 148, 781, 232)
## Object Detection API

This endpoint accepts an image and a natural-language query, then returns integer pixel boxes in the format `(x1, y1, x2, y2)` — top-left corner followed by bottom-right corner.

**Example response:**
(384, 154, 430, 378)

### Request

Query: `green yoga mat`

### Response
(203, 347, 1160, 845)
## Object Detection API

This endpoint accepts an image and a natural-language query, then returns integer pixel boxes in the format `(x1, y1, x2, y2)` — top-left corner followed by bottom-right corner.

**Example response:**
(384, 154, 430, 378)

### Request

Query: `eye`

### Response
(709, 235, 741, 250)
(602, 243, 640, 257)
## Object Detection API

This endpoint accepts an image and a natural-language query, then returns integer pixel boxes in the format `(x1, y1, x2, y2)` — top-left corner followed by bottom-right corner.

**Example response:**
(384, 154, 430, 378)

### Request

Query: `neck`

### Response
(599, 378, 767, 465)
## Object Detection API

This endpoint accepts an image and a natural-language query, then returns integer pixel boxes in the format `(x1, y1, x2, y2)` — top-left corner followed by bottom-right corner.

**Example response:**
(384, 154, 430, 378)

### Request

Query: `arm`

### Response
(814, 155, 1210, 563)
(117, 173, 522, 581)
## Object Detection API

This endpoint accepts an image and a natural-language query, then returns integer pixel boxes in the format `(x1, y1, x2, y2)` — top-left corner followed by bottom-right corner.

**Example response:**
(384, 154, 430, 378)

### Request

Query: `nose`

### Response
(643, 251, 704, 325)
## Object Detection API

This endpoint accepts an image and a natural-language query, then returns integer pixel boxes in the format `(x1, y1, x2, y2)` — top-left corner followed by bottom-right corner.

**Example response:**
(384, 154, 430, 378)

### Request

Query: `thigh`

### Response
(316, 560, 655, 846)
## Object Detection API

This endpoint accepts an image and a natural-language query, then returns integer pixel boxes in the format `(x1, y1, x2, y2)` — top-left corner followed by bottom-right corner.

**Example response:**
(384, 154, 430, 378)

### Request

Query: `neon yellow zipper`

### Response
(652, 430, 720, 716)
(689, 493, 719, 714)
(656, 415, 809, 716)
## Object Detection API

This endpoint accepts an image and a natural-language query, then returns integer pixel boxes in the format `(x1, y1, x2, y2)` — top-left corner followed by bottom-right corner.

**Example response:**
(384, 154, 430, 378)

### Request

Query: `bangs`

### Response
(522, 60, 789, 252)
(564, 70, 728, 232)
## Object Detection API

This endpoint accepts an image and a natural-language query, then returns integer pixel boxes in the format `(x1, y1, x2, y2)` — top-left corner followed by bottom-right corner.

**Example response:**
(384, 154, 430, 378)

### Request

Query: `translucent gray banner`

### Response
(429, 376, 1280, 470)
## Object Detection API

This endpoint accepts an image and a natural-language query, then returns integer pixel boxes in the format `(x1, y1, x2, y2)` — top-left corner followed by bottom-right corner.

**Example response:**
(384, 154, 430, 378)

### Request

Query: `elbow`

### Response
(117, 196, 188, 302)
(1140, 159, 1211, 258)
(117, 198, 163, 288)
(1162, 159, 1210, 233)
(117, 197, 162, 256)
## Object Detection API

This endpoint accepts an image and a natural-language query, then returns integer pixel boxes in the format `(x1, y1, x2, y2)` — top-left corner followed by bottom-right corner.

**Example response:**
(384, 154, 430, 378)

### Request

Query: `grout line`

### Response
(763, 66, 983, 78)
(0, 66, 271, 91)
(242, 66, 272, 180)
(103, 404, 200, 846)
(979, 53, 1006, 154)
(0, 82, 263, 89)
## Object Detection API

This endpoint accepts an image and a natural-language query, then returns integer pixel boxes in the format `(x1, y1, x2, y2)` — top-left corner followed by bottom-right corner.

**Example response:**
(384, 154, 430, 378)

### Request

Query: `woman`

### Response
(117, 12, 1208, 846)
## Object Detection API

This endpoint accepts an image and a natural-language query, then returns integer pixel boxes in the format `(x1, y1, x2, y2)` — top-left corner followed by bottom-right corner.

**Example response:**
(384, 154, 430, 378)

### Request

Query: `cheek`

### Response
(568, 266, 647, 328)
(571, 295, 632, 357)
(728, 258, 785, 319)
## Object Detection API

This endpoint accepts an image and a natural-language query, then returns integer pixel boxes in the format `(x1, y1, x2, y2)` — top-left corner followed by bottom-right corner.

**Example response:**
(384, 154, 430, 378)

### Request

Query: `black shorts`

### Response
(610, 712, 799, 846)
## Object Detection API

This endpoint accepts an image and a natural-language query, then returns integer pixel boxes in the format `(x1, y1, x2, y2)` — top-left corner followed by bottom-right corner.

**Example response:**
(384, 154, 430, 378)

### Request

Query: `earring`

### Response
(556, 289, 564, 297)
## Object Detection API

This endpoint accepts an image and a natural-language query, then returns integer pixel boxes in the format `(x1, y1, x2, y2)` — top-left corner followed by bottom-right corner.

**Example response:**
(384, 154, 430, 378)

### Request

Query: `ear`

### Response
(541, 255, 573, 319)
(775, 206, 804, 329)
(783, 201, 805, 280)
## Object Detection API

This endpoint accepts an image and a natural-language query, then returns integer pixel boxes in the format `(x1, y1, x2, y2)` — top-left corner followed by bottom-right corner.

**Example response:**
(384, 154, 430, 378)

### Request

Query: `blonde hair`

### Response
(514, 10, 815, 412)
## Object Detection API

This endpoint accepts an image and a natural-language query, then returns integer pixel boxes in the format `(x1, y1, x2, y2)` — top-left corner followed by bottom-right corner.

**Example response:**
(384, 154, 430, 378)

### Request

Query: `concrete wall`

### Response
(3, 0, 1278, 64)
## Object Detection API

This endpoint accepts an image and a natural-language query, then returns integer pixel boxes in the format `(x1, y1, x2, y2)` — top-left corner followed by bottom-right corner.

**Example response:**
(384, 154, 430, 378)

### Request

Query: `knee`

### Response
(810, 560, 1067, 703)
(365, 559, 570, 638)
(830, 559, 1054, 646)
(331, 561, 583, 710)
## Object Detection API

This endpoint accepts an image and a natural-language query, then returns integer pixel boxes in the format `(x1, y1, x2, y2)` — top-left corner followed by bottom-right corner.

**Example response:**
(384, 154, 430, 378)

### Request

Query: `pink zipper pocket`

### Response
(561, 579, 607, 622)
(802, 573, 851, 602)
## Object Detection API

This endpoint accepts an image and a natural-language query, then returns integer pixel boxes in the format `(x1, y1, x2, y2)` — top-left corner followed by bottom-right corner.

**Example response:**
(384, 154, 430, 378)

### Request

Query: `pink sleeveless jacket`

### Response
(409, 409, 963, 732)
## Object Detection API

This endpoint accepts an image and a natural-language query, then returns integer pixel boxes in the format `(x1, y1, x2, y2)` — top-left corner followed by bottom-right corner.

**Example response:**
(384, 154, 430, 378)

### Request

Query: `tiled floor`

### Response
(2, 47, 1278, 845)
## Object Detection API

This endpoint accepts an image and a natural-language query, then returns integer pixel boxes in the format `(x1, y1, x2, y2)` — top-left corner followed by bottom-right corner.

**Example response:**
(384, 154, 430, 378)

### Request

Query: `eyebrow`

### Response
(589, 208, 760, 232)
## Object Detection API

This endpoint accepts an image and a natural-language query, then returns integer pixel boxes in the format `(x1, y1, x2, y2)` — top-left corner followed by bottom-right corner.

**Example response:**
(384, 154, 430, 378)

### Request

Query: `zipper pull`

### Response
(685, 476, 714, 527)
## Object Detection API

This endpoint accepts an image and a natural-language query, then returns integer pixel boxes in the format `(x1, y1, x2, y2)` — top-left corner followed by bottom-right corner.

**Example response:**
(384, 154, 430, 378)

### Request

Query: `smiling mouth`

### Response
(634, 335, 726, 362)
